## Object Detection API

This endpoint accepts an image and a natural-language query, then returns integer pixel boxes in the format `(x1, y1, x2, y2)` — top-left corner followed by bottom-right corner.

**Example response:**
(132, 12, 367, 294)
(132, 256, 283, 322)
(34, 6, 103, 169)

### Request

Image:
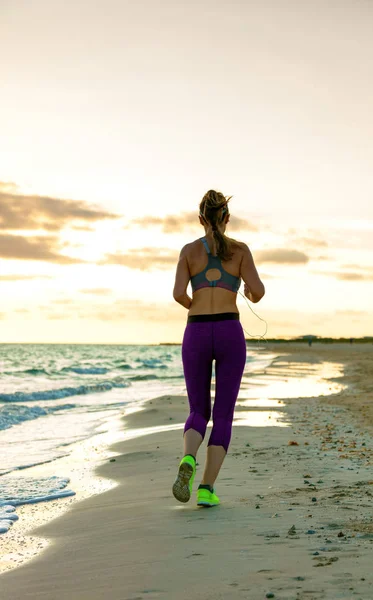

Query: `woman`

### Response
(172, 189, 265, 507)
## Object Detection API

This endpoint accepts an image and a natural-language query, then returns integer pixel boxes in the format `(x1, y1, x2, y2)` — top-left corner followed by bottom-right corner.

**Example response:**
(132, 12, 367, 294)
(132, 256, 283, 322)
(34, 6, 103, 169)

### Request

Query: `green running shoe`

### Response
(172, 455, 196, 503)
(197, 487, 220, 507)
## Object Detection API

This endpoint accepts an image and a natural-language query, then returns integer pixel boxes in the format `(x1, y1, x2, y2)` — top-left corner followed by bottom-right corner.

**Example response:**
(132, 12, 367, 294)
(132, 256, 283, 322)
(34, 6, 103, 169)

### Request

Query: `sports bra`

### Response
(190, 237, 241, 294)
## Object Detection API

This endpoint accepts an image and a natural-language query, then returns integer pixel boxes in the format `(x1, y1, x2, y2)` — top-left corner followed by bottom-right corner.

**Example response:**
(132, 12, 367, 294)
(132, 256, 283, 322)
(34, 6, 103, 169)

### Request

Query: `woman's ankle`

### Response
(183, 453, 196, 462)
(198, 483, 214, 493)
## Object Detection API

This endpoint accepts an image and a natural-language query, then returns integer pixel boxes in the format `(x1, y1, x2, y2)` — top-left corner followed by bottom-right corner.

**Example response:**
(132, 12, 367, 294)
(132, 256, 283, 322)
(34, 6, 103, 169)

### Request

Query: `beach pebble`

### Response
(312, 551, 319, 555)
(307, 530, 316, 534)
(311, 497, 317, 502)
(337, 531, 345, 537)
(109, 458, 116, 462)
(265, 593, 275, 598)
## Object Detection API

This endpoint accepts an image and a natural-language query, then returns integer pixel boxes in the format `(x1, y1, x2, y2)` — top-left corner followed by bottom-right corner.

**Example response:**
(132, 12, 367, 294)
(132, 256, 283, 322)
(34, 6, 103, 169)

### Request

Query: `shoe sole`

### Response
(197, 501, 219, 507)
(172, 462, 194, 503)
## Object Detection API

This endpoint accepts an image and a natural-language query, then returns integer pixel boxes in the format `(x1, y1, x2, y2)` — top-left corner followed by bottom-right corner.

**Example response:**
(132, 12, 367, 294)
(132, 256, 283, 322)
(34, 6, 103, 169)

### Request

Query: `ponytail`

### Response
(199, 190, 233, 261)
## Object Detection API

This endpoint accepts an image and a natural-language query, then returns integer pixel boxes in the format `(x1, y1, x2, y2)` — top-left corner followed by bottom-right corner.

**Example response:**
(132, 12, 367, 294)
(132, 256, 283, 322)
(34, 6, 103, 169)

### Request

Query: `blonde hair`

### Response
(199, 189, 233, 261)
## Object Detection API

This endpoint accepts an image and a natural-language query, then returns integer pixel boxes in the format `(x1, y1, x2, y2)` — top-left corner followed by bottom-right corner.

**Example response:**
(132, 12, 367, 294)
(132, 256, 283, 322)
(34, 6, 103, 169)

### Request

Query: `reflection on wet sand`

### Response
(234, 360, 346, 428)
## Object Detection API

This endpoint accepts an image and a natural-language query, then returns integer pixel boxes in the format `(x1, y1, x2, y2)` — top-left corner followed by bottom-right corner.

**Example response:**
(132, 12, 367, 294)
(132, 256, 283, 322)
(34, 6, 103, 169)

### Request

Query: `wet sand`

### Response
(1, 342, 373, 600)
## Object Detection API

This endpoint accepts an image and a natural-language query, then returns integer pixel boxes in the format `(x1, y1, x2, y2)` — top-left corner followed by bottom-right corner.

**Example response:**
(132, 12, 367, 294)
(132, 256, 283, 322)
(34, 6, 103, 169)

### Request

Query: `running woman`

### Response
(172, 189, 265, 507)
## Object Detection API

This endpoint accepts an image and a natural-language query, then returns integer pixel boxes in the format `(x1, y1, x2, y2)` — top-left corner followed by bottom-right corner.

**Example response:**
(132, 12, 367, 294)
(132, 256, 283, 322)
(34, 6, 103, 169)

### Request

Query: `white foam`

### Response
(0, 477, 76, 534)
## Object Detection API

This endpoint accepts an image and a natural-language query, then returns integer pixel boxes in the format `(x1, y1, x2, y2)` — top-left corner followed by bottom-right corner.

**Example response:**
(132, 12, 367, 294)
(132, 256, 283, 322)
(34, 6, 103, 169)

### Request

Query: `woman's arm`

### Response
(239, 243, 265, 303)
(173, 244, 192, 309)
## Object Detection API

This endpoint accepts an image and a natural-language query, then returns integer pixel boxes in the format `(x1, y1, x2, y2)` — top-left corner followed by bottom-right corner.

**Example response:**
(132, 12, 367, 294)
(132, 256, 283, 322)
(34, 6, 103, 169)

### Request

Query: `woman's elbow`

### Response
(252, 284, 265, 303)
(173, 289, 183, 303)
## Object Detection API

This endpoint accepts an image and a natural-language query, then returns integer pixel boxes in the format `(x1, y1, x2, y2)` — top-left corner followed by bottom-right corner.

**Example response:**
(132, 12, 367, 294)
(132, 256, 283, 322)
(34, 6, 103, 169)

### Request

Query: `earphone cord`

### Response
(238, 290, 268, 345)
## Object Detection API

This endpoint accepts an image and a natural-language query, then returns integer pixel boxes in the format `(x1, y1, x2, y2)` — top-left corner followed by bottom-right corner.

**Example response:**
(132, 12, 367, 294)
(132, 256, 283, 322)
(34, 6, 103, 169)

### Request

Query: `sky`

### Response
(1, 0, 372, 344)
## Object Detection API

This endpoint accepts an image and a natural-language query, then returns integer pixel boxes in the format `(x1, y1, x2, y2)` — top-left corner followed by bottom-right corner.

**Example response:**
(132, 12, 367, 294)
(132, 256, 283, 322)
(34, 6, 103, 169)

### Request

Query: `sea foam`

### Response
(0, 379, 131, 403)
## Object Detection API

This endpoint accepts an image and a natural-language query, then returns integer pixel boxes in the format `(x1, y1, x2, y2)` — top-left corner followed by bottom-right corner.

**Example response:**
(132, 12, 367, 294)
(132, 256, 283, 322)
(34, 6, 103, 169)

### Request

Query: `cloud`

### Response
(79, 288, 112, 295)
(95, 299, 182, 322)
(0, 233, 85, 264)
(337, 272, 369, 281)
(297, 237, 328, 248)
(101, 247, 179, 270)
(0, 181, 121, 231)
(129, 211, 257, 233)
(71, 225, 96, 232)
(102, 245, 309, 271)
(53, 299, 76, 305)
(0, 274, 53, 280)
(312, 270, 373, 281)
(335, 309, 368, 316)
(0, 181, 18, 192)
(255, 249, 309, 264)
(38, 298, 182, 323)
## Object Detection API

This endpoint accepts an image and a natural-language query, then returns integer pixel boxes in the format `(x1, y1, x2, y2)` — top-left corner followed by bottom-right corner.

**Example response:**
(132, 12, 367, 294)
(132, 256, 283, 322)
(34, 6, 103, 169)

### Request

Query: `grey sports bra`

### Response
(190, 237, 241, 294)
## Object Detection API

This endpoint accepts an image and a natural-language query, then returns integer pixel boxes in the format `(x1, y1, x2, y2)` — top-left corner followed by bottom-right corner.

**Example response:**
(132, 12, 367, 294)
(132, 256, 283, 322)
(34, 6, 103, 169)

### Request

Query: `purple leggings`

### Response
(181, 315, 247, 452)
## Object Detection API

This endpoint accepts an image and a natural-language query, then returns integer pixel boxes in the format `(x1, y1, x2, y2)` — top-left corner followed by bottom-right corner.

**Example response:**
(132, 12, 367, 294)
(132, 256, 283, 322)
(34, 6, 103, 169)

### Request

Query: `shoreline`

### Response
(1, 343, 373, 599)
(0, 346, 275, 571)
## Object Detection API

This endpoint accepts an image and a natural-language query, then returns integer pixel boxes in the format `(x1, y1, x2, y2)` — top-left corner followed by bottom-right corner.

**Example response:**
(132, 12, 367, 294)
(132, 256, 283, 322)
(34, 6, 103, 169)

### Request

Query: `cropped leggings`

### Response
(181, 313, 247, 453)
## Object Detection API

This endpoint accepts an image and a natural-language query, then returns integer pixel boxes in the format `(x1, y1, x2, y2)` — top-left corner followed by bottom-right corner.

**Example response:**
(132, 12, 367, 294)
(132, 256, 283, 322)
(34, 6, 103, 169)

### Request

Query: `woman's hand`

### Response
(244, 283, 251, 297)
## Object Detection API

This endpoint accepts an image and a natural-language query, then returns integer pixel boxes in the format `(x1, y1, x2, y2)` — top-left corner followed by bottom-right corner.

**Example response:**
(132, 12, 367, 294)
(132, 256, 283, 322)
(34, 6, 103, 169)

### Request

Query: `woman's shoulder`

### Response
(183, 236, 248, 255)
(178, 238, 203, 259)
(226, 236, 248, 252)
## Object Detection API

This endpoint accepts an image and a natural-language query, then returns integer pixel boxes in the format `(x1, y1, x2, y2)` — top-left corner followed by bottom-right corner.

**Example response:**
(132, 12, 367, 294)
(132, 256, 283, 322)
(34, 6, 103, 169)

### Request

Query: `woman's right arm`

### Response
(239, 243, 265, 303)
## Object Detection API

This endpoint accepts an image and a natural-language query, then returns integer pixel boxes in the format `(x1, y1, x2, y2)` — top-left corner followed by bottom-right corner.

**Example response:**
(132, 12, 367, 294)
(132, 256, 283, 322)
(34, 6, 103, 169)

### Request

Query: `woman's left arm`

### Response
(173, 244, 192, 309)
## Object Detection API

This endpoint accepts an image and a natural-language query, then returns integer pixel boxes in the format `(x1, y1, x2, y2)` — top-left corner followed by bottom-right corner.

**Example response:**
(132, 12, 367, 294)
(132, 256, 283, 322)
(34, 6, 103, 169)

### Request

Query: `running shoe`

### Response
(172, 455, 196, 503)
(197, 487, 220, 507)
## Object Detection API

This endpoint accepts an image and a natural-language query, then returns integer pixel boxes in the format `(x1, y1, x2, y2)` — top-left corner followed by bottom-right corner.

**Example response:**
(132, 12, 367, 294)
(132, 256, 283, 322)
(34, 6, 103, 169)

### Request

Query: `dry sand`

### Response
(1, 342, 373, 600)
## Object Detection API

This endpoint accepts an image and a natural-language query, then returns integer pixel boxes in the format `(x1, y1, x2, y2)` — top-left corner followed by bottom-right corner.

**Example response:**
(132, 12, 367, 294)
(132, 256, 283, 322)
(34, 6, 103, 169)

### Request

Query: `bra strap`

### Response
(200, 236, 211, 254)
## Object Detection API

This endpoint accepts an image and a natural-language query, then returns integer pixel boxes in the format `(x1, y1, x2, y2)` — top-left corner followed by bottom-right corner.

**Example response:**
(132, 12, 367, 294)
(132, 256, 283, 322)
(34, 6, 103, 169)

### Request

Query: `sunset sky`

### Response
(1, 0, 372, 344)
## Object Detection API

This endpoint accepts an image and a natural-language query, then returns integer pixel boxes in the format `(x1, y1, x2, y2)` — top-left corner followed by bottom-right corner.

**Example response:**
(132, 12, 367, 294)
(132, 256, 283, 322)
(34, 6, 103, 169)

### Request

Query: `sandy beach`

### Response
(1, 342, 373, 600)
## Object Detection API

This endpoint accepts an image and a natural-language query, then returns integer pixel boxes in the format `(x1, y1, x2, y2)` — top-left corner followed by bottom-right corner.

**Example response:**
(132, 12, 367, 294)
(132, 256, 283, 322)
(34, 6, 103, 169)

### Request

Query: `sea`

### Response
(0, 342, 276, 535)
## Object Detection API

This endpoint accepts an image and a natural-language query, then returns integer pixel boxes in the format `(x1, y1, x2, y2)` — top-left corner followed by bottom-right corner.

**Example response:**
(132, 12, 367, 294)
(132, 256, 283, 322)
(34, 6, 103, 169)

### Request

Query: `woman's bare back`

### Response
(173, 233, 264, 314)
(187, 235, 244, 316)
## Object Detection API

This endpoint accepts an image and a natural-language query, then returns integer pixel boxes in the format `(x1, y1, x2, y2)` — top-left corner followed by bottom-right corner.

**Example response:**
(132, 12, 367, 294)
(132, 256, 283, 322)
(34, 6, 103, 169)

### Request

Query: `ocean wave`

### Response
(0, 506, 19, 534)
(0, 475, 75, 521)
(23, 368, 50, 376)
(0, 403, 76, 432)
(134, 358, 168, 369)
(3, 368, 50, 376)
(61, 366, 109, 375)
(128, 373, 184, 382)
(128, 373, 160, 381)
(0, 378, 131, 403)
